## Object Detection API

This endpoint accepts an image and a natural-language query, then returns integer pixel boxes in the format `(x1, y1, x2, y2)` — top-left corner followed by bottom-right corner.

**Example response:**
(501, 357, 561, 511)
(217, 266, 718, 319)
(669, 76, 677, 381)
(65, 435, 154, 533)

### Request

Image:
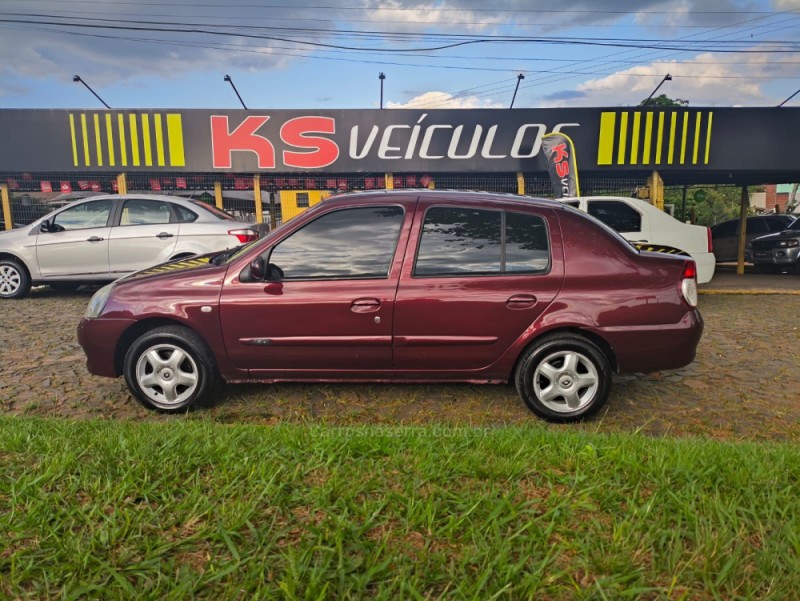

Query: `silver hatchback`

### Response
(0, 194, 259, 299)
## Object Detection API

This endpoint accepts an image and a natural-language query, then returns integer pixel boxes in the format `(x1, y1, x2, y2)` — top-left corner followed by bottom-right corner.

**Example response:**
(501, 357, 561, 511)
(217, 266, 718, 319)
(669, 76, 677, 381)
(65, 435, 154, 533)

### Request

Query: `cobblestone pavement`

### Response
(1, 286, 798, 441)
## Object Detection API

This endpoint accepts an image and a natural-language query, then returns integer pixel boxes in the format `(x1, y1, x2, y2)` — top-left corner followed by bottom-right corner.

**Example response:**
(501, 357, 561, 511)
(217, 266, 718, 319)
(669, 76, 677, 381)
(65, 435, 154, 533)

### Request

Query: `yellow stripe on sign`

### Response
(667, 112, 677, 165)
(630, 112, 641, 165)
(597, 112, 616, 165)
(167, 113, 186, 167)
(154, 113, 166, 166)
(705, 112, 713, 164)
(141, 114, 153, 166)
(117, 114, 128, 166)
(617, 112, 629, 165)
(80, 114, 90, 166)
(129, 114, 140, 166)
(655, 112, 665, 164)
(680, 112, 689, 164)
(642, 112, 653, 165)
(69, 114, 78, 166)
(166, 114, 186, 167)
(105, 114, 115, 167)
(692, 112, 702, 164)
(93, 114, 103, 167)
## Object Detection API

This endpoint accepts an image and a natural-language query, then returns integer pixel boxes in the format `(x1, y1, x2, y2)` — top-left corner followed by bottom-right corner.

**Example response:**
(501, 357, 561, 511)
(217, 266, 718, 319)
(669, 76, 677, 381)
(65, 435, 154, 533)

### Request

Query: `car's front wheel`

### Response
(123, 325, 217, 412)
(515, 334, 612, 422)
(0, 259, 31, 299)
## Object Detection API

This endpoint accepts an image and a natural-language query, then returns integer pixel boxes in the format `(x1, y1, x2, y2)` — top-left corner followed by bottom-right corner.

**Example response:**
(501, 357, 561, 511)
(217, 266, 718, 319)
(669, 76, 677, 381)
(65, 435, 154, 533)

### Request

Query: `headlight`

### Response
(85, 283, 115, 318)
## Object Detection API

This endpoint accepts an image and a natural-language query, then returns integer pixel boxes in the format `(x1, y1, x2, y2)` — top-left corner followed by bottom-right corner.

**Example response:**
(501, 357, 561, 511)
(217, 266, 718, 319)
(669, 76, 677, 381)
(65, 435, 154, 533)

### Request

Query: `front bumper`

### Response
(751, 246, 800, 266)
(77, 317, 136, 377)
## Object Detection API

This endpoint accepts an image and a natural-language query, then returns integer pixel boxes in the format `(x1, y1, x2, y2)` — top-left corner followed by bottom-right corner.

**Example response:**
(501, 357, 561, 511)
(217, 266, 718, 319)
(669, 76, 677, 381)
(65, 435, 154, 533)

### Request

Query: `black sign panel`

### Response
(0, 107, 798, 179)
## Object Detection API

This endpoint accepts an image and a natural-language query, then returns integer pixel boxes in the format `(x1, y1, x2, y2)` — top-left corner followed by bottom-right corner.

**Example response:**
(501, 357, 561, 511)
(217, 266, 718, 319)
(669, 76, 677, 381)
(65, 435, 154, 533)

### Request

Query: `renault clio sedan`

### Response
(0, 194, 259, 299)
(78, 190, 703, 422)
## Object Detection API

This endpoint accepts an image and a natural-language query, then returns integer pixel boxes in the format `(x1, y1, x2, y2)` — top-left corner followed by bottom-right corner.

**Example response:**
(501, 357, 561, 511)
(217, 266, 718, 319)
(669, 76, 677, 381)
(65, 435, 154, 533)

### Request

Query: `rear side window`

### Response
(174, 205, 198, 223)
(270, 206, 405, 279)
(747, 219, 768, 235)
(713, 220, 737, 237)
(414, 207, 549, 276)
(587, 200, 642, 233)
(119, 199, 171, 226)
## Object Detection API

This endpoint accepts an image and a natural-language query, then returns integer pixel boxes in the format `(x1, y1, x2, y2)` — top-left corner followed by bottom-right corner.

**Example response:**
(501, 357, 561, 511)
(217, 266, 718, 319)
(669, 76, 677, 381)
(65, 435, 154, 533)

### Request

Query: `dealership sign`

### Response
(0, 107, 798, 178)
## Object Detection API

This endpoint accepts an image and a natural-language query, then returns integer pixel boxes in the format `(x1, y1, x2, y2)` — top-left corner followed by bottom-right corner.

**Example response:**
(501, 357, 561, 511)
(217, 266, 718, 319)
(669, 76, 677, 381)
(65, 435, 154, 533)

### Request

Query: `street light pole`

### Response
(379, 72, 386, 109)
(509, 73, 525, 109)
(642, 73, 673, 107)
(72, 75, 110, 109)
(224, 74, 248, 109)
(777, 86, 800, 107)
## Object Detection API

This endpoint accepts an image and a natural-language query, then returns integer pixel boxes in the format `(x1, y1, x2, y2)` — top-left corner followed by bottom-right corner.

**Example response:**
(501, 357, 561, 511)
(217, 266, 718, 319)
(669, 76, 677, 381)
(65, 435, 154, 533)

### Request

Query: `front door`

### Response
(393, 203, 564, 372)
(220, 203, 413, 374)
(36, 198, 114, 278)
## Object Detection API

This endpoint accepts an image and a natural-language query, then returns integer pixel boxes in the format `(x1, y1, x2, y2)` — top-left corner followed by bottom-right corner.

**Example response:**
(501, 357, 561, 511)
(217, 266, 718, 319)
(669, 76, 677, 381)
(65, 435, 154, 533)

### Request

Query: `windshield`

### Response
(559, 204, 639, 253)
(788, 217, 800, 231)
(190, 200, 236, 221)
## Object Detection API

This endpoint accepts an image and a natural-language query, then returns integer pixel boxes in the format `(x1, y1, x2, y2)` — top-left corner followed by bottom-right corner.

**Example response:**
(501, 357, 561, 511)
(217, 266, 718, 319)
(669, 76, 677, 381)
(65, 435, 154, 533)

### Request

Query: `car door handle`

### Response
(506, 294, 537, 309)
(351, 298, 381, 313)
(156, 232, 174, 239)
(86, 236, 104, 242)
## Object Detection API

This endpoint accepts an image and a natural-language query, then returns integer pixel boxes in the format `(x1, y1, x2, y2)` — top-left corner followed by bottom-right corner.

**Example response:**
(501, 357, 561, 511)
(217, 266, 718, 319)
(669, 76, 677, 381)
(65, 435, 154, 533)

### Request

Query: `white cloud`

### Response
(539, 50, 800, 106)
(387, 91, 504, 108)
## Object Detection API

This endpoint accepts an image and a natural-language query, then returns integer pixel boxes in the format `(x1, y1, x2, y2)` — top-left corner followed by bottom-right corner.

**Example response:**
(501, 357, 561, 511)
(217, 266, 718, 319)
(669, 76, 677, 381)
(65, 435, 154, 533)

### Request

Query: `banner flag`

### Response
(542, 132, 580, 198)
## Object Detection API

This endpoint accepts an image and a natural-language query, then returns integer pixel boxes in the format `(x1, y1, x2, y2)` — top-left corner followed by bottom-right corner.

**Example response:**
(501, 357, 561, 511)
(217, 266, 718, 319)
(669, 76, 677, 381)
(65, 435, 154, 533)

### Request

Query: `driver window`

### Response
(269, 206, 405, 280)
(51, 200, 114, 231)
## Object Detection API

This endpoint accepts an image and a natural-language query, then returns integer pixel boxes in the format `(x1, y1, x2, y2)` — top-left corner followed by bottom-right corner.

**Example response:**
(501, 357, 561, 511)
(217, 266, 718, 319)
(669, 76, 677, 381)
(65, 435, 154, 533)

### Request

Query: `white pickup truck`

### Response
(559, 196, 716, 284)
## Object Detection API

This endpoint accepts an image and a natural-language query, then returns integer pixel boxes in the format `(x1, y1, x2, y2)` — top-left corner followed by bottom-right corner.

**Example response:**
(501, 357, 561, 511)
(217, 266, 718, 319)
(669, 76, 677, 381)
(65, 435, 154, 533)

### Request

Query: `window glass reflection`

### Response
(271, 206, 404, 279)
(52, 200, 113, 231)
(415, 208, 501, 276)
(505, 212, 549, 272)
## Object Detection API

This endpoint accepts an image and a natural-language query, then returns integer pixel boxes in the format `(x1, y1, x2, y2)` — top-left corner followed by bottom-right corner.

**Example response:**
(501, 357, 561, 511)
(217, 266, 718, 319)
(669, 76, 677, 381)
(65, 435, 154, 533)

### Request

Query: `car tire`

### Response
(123, 325, 218, 413)
(0, 258, 31, 299)
(515, 334, 612, 423)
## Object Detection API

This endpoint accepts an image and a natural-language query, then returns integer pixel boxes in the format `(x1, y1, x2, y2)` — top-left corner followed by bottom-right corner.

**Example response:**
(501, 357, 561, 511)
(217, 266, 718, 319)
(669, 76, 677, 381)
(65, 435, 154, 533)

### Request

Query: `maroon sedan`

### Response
(78, 190, 703, 422)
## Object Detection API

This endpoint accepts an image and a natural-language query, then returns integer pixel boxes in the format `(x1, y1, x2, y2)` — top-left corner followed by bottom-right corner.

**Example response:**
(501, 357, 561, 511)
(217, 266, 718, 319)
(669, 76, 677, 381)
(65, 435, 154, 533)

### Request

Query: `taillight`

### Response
(228, 228, 259, 244)
(707, 227, 713, 253)
(680, 260, 698, 308)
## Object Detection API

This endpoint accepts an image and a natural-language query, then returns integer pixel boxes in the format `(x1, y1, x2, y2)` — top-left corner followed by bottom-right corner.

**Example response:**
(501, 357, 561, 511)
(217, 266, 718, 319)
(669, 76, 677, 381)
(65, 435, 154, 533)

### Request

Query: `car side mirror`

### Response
(266, 263, 284, 281)
(40, 219, 51, 233)
(249, 256, 266, 281)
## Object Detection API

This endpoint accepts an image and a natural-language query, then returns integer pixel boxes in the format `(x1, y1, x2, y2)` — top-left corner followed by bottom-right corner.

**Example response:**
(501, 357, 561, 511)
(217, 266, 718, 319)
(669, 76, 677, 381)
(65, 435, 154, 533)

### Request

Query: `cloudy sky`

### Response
(0, 0, 798, 109)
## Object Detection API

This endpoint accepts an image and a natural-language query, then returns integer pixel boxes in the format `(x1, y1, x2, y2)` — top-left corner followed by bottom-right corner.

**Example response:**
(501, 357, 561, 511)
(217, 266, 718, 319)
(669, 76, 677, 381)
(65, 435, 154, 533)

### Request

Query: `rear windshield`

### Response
(190, 200, 236, 221)
(559, 203, 639, 253)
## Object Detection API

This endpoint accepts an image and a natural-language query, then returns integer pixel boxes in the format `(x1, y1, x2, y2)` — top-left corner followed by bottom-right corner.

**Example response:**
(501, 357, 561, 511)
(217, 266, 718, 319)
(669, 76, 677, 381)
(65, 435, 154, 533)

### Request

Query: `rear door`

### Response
(35, 198, 114, 277)
(393, 200, 564, 372)
(108, 197, 180, 274)
(220, 201, 414, 373)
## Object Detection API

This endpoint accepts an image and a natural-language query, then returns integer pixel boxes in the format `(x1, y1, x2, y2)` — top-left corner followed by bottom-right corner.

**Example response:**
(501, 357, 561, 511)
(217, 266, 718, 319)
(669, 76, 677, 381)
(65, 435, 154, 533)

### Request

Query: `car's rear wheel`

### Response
(0, 259, 31, 299)
(123, 325, 217, 413)
(515, 334, 611, 422)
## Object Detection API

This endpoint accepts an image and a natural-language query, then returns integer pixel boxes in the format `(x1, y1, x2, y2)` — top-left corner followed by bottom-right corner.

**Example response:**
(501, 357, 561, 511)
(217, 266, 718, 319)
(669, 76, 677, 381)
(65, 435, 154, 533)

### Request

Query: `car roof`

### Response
(320, 189, 564, 210)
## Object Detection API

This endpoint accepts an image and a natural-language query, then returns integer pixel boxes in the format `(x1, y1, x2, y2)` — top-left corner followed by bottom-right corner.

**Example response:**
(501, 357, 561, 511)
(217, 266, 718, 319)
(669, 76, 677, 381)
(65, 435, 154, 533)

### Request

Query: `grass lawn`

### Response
(1, 417, 799, 599)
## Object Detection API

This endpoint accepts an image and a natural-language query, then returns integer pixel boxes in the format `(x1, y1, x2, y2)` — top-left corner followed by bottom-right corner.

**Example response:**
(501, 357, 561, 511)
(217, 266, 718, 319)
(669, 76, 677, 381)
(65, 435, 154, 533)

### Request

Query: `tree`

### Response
(639, 94, 689, 107)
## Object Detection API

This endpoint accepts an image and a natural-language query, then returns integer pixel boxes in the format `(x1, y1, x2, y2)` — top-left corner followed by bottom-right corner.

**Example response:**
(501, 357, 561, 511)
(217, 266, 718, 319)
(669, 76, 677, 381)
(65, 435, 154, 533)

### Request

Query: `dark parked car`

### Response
(747, 216, 800, 273)
(78, 190, 703, 422)
(711, 214, 795, 262)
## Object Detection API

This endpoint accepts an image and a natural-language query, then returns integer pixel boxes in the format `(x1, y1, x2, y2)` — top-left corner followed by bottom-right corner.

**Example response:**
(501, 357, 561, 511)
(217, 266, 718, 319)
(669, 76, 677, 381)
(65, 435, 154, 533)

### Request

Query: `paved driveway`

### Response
(1, 287, 798, 440)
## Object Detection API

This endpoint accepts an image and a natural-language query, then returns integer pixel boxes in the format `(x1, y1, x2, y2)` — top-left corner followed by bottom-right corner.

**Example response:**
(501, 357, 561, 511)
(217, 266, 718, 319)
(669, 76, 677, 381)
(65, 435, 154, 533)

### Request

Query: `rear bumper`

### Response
(694, 252, 716, 284)
(77, 317, 136, 377)
(596, 309, 704, 374)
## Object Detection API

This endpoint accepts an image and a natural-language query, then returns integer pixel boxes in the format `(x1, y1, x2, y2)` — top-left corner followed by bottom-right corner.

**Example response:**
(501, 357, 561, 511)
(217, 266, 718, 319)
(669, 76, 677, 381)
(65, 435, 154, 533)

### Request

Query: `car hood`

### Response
(116, 253, 224, 284)
(752, 230, 800, 243)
